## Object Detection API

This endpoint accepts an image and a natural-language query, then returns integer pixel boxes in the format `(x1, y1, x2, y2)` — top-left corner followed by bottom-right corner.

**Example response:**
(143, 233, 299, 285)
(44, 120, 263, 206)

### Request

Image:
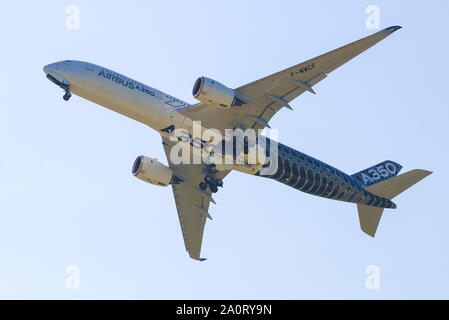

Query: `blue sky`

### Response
(0, 0, 448, 299)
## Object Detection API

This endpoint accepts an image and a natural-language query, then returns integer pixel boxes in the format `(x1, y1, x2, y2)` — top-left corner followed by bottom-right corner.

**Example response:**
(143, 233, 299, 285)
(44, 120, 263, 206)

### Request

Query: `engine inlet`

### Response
(132, 156, 143, 175)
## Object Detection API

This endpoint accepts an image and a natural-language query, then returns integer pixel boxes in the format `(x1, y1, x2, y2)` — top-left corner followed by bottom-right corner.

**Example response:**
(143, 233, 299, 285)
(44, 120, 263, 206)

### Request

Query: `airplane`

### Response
(43, 26, 431, 261)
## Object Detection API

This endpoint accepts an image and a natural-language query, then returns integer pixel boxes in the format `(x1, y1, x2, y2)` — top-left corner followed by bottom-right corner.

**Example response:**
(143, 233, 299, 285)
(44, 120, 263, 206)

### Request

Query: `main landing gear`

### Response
(199, 173, 223, 194)
(199, 176, 223, 193)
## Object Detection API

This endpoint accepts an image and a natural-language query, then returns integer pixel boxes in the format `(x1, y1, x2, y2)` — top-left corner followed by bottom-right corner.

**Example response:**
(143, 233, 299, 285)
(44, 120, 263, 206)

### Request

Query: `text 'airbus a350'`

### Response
(44, 26, 431, 261)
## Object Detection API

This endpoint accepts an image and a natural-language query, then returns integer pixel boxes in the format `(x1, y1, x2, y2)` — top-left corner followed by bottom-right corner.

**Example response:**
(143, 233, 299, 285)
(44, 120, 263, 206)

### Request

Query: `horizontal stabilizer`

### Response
(357, 204, 384, 237)
(364, 169, 432, 199)
(357, 169, 432, 237)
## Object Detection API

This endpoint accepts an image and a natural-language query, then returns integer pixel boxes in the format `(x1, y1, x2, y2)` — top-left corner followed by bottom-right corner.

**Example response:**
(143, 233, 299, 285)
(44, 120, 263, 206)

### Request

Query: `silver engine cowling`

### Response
(132, 156, 174, 186)
(192, 76, 237, 109)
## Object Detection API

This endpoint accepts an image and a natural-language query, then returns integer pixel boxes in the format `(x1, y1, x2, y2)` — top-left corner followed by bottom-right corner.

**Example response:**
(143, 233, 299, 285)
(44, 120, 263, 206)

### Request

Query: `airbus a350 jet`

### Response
(44, 26, 431, 261)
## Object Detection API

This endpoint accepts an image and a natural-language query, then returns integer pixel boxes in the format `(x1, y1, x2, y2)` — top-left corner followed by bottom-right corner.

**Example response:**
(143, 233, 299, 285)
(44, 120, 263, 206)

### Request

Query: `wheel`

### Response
(63, 92, 71, 101)
(210, 185, 218, 193)
(199, 182, 207, 191)
(204, 175, 213, 184)
(216, 179, 223, 187)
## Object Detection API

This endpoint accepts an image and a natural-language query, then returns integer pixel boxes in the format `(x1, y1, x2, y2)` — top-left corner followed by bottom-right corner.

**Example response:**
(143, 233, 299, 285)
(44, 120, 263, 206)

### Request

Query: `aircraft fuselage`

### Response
(43, 60, 396, 209)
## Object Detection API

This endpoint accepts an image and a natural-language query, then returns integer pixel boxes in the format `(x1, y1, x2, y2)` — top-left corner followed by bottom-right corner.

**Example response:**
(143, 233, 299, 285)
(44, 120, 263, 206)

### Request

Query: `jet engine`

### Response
(192, 76, 240, 109)
(132, 155, 176, 186)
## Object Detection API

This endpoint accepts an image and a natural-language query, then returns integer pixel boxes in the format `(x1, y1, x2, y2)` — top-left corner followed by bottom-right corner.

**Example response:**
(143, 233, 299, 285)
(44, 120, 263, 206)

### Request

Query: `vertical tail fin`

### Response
(351, 160, 402, 187)
(357, 169, 432, 237)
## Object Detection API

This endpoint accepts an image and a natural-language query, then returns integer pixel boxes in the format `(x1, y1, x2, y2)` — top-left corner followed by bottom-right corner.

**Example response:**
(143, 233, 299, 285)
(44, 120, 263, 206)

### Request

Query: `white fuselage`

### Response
(44, 60, 190, 131)
(43, 60, 264, 174)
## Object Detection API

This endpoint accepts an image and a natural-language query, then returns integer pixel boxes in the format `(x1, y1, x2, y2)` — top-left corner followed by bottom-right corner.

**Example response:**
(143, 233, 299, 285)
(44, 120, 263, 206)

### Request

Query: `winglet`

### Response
(383, 25, 402, 34)
(199, 258, 207, 262)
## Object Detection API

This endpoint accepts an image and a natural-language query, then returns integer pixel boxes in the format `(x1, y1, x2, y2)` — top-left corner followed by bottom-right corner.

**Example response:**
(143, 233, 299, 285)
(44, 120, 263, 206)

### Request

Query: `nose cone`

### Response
(43, 62, 58, 75)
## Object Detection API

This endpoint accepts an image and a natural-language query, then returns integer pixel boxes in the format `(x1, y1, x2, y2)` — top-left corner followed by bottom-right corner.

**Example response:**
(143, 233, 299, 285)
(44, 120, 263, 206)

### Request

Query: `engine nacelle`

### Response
(132, 156, 173, 186)
(192, 76, 236, 109)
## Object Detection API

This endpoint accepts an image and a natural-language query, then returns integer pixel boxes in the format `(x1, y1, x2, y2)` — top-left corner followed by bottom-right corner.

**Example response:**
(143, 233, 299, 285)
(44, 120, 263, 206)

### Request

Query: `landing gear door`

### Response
(46, 70, 66, 85)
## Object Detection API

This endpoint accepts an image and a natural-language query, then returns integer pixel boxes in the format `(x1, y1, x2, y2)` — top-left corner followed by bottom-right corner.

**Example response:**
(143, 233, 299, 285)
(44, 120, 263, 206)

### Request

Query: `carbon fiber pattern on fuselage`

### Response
(257, 142, 396, 209)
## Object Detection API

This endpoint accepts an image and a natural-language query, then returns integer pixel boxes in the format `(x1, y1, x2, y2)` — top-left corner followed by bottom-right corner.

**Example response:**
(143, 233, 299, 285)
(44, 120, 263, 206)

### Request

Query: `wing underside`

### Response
(161, 137, 229, 260)
(180, 26, 401, 132)
(171, 182, 209, 260)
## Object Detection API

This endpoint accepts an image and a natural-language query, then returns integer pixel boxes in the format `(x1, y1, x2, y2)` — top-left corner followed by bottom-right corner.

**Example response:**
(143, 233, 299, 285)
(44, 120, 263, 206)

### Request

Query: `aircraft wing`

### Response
(161, 137, 230, 260)
(180, 26, 401, 132)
